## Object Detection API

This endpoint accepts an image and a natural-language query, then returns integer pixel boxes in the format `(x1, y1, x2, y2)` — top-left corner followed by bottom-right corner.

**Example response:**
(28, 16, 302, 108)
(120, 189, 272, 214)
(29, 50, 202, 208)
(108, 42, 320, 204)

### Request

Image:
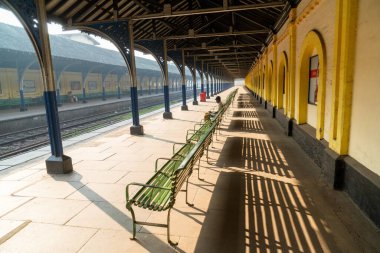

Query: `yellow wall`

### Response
(245, 0, 380, 176)
(0, 68, 43, 98)
(61, 72, 82, 95)
(0, 68, 16, 98)
(349, 0, 380, 175)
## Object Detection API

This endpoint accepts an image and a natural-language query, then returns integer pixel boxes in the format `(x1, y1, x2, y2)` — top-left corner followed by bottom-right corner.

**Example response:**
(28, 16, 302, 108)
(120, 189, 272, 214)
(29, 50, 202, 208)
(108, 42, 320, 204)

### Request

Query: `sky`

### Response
(0, 8, 156, 61)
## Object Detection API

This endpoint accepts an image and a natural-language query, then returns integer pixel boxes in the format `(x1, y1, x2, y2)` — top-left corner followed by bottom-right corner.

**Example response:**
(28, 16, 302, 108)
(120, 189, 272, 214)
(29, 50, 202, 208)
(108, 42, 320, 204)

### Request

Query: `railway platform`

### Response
(0, 87, 378, 252)
(0, 95, 132, 122)
(0, 89, 194, 122)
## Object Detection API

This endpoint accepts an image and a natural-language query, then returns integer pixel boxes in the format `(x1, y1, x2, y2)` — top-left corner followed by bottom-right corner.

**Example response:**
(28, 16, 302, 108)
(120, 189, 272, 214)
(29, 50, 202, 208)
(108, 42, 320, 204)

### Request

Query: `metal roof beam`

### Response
(136, 29, 268, 41)
(188, 51, 257, 57)
(68, 2, 285, 25)
(130, 2, 285, 21)
(200, 56, 254, 61)
(169, 43, 262, 51)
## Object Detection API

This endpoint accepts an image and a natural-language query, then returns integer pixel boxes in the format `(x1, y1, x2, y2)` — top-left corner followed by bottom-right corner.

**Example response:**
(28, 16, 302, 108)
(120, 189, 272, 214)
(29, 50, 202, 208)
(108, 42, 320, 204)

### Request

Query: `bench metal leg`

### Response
(197, 158, 204, 181)
(206, 146, 212, 165)
(185, 177, 194, 207)
(127, 206, 137, 240)
(167, 208, 178, 246)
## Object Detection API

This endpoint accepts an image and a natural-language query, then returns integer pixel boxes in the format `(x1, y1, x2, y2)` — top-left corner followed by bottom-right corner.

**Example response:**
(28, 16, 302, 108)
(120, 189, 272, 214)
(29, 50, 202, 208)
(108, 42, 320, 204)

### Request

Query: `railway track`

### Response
(0, 91, 191, 160)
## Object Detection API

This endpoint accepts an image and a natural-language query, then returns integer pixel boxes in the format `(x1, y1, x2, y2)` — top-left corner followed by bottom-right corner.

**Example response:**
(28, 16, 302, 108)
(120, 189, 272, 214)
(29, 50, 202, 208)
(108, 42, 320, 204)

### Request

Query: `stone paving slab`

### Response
(0, 223, 97, 253)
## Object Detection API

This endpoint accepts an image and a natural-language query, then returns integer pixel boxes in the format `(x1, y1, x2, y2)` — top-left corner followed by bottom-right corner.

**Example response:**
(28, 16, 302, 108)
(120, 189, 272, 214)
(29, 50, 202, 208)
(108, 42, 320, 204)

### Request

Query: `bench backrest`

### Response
(158, 88, 238, 206)
(171, 119, 217, 200)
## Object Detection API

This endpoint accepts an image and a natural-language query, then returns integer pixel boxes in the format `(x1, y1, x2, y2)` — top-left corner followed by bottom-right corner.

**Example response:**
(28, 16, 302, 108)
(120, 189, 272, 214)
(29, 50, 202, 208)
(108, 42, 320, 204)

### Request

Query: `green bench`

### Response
(125, 89, 237, 245)
(126, 122, 216, 245)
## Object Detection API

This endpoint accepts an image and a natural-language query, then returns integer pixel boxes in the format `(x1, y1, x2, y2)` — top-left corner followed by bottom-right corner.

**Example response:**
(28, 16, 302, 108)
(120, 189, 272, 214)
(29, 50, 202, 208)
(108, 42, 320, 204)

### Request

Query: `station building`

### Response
(245, 0, 380, 227)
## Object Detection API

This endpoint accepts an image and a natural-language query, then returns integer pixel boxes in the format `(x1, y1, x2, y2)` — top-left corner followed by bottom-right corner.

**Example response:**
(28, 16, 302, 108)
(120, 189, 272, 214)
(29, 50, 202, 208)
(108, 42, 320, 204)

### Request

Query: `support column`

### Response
(219, 70, 222, 92)
(210, 70, 214, 96)
(217, 71, 219, 93)
(117, 85, 121, 99)
(200, 60, 204, 93)
(163, 40, 173, 119)
(217, 69, 220, 93)
(117, 74, 122, 99)
(55, 73, 62, 106)
(181, 49, 188, 110)
(192, 56, 198, 105)
(36, 0, 72, 174)
(264, 49, 269, 109)
(56, 88, 62, 106)
(81, 86, 87, 103)
(288, 9, 297, 118)
(221, 71, 223, 91)
(329, 0, 358, 155)
(220, 70, 223, 91)
(117, 74, 121, 99)
(272, 35, 278, 117)
(206, 64, 210, 99)
(128, 21, 144, 135)
(102, 75, 107, 101)
(272, 35, 278, 107)
(19, 85, 27, 111)
(17, 66, 29, 111)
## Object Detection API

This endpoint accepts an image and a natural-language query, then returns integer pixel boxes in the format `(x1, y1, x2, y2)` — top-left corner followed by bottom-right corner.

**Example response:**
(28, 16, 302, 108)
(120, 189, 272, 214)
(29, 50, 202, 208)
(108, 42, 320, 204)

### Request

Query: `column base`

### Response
(163, 111, 173, 119)
(130, 125, 144, 135)
(192, 101, 199, 105)
(46, 155, 73, 174)
(322, 148, 346, 190)
(287, 118, 293, 136)
(181, 105, 188, 111)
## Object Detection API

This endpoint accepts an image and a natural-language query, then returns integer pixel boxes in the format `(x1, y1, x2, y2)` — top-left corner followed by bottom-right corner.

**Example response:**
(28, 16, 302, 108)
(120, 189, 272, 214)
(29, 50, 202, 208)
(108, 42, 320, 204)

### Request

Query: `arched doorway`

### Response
(297, 30, 326, 140)
(277, 52, 288, 111)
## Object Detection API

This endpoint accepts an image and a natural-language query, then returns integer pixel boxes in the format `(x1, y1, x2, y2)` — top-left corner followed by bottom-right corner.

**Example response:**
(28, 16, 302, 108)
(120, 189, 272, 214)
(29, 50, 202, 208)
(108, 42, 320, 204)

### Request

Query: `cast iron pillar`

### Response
(34, 0, 73, 173)
(192, 56, 198, 105)
(162, 40, 172, 119)
(206, 64, 210, 99)
(200, 60, 204, 94)
(181, 49, 188, 110)
(128, 22, 144, 135)
(210, 70, 214, 96)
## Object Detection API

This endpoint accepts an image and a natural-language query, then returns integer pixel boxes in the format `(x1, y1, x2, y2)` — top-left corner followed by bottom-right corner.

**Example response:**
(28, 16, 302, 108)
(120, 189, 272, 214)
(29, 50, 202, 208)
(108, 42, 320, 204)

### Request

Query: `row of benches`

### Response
(125, 89, 238, 245)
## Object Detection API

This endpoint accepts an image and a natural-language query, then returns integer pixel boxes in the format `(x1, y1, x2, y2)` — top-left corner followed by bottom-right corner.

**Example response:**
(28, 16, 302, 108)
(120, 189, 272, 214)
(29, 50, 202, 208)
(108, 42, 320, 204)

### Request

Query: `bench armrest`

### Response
(155, 157, 183, 172)
(186, 129, 196, 141)
(172, 142, 187, 154)
(126, 182, 171, 203)
(194, 123, 204, 131)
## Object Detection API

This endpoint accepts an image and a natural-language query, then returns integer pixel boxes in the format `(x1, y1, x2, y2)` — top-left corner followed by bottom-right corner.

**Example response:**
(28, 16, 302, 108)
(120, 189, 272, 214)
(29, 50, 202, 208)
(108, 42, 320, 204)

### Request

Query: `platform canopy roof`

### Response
(0, 23, 184, 76)
(46, 0, 299, 78)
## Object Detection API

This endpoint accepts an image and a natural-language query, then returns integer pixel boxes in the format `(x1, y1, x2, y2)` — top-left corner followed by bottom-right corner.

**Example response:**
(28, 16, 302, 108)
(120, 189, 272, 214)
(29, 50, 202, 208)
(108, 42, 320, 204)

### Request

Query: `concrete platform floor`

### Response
(0, 87, 379, 252)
